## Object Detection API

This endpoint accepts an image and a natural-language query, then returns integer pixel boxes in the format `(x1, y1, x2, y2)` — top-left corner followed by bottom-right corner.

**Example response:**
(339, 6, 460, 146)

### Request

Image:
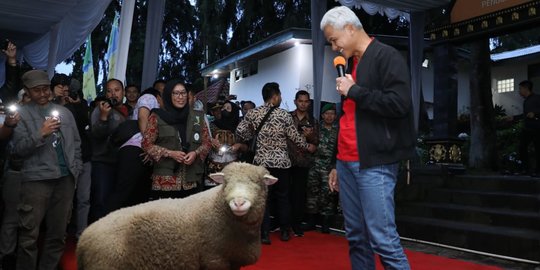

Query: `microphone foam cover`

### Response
(333, 56, 346, 67)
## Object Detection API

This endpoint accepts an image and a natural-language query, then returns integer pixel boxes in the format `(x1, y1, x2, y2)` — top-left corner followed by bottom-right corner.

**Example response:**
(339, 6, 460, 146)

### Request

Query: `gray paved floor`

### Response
(401, 240, 539, 270)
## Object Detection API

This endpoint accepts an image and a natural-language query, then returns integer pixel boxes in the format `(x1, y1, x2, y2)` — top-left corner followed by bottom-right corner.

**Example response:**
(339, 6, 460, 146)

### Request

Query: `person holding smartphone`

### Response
(11, 70, 82, 270)
(1, 40, 22, 104)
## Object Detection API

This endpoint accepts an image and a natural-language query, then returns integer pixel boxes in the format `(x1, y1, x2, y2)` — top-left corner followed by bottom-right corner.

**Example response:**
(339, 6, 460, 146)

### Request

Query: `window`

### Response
(249, 62, 258, 76)
(234, 70, 242, 81)
(497, 78, 514, 93)
(232, 62, 258, 82)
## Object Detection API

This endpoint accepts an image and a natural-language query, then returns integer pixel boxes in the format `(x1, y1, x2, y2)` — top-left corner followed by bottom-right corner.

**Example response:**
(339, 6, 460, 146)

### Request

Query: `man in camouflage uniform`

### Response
(306, 103, 338, 233)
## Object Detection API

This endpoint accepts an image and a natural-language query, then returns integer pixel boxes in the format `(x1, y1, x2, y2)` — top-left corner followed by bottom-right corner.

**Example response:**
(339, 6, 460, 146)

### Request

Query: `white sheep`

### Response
(76, 162, 277, 270)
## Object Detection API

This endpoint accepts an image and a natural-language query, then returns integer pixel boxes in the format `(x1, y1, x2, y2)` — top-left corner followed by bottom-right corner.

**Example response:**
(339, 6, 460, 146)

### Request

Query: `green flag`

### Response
(82, 35, 97, 101)
(106, 13, 119, 80)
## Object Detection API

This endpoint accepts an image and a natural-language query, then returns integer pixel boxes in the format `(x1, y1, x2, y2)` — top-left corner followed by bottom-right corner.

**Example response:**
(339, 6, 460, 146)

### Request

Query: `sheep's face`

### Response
(210, 162, 277, 217)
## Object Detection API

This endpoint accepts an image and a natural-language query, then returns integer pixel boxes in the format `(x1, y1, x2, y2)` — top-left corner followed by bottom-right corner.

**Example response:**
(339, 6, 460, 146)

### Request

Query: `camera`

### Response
(95, 96, 118, 107)
(106, 98, 119, 107)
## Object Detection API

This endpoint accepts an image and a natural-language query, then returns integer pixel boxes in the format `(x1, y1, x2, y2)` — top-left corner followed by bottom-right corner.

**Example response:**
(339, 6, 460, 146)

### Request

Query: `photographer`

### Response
(89, 78, 128, 222)
(50, 73, 70, 105)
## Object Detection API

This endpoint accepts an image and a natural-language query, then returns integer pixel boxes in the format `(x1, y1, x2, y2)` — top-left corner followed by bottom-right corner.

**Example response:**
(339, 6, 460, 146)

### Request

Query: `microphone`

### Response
(333, 56, 346, 77)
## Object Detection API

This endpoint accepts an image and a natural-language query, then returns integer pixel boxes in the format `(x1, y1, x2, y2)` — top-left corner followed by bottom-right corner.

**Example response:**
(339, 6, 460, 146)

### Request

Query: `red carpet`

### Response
(61, 232, 502, 270)
(244, 232, 502, 270)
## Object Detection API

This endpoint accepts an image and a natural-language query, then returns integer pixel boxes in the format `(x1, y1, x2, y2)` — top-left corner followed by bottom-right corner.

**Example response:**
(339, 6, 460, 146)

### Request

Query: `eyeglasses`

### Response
(172, 91, 188, 97)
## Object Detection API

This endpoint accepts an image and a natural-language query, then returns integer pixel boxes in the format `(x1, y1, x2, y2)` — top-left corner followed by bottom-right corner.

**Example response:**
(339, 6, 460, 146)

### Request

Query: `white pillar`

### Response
(141, 0, 166, 89)
(409, 12, 425, 132)
(115, 0, 136, 84)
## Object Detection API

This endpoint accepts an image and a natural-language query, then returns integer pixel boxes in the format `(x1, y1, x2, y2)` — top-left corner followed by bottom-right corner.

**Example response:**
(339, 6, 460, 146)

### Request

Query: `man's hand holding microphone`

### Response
(334, 56, 354, 97)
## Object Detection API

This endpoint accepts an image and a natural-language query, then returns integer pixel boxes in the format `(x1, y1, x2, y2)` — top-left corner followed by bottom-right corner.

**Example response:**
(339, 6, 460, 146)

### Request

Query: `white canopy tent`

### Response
(0, 0, 112, 85)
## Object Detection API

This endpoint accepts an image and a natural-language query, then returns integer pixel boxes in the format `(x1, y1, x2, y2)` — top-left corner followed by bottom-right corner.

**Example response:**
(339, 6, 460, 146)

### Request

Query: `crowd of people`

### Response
(0, 39, 342, 269)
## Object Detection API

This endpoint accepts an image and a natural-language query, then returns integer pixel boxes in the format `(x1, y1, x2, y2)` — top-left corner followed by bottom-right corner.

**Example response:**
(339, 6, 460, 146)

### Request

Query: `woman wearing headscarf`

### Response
(142, 80, 211, 199)
(205, 100, 246, 188)
(211, 100, 240, 132)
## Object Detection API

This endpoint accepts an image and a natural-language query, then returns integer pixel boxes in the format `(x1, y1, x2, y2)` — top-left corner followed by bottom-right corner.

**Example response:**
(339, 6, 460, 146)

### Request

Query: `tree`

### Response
(66, 0, 410, 95)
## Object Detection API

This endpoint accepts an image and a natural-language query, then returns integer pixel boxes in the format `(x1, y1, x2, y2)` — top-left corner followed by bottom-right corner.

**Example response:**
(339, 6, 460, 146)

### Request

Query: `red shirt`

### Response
(337, 57, 360, 161)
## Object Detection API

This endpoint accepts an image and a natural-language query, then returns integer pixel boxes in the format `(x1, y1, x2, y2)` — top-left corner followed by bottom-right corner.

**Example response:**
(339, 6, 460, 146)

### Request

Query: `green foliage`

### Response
(493, 104, 506, 117)
(491, 27, 540, 53)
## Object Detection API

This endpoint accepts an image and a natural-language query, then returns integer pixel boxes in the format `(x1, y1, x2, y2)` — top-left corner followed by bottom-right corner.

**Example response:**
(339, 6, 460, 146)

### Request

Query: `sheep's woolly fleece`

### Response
(76, 162, 276, 270)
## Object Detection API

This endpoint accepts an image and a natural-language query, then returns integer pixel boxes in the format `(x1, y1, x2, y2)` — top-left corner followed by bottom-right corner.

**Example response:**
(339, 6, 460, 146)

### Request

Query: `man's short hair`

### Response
(141, 87, 161, 98)
(262, 82, 280, 102)
(51, 73, 70, 89)
(519, 80, 533, 92)
(153, 79, 166, 88)
(320, 6, 363, 31)
(295, 90, 310, 100)
(125, 84, 140, 92)
(242, 100, 256, 108)
(106, 78, 124, 90)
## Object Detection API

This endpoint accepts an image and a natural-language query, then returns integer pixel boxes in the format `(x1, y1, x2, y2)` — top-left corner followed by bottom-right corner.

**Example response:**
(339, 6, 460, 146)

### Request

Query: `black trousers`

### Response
(262, 168, 291, 232)
(289, 166, 309, 230)
(519, 128, 540, 173)
(106, 146, 152, 212)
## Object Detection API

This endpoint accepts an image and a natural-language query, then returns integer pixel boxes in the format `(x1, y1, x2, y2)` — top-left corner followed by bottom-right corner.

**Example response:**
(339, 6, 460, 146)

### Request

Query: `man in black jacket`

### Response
(515, 80, 540, 176)
(321, 6, 415, 270)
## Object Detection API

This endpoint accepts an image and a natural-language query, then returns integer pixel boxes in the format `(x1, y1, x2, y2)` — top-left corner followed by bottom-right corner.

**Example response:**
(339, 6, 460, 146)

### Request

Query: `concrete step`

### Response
(396, 202, 540, 230)
(396, 215, 540, 261)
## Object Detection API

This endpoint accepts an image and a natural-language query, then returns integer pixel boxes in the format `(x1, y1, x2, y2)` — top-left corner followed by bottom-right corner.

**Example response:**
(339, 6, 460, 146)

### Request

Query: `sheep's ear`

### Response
(209, 172, 225, 184)
(263, 174, 278, 186)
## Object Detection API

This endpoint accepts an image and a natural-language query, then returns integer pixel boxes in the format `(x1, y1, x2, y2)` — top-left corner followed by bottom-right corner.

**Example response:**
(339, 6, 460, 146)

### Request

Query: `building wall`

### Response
(229, 45, 304, 110)
(230, 44, 343, 111)
(421, 55, 535, 119)
(491, 62, 529, 116)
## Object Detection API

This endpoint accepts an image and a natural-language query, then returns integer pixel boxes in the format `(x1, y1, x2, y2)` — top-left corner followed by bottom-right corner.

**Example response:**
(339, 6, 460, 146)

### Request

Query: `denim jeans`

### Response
(337, 160, 410, 270)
